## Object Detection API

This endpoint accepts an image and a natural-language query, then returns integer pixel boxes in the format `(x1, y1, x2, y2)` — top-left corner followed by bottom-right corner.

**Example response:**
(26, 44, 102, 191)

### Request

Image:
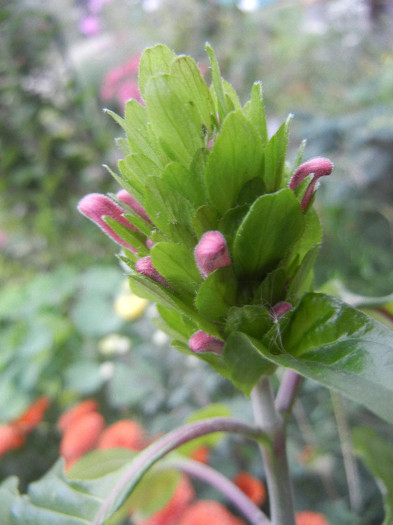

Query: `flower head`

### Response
(178, 500, 245, 525)
(59, 411, 105, 464)
(97, 420, 147, 451)
(58, 399, 98, 434)
(296, 511, 331, 525)
(0, 425, 25, 457)
(232, 471, 267, 506)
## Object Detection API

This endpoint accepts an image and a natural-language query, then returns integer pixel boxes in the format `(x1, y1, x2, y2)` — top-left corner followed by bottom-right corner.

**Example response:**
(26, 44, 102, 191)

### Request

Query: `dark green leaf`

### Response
(151, 242, 202, 295)
(0, 477, 18, 525)
(259, 293, 393, 424)
(225, 305, 272, 339)
(205, 111, 264, 215)
(223, 332, 276, 395)
(253, 268, 287, 306)
(155, 305, 198, 343)
(233, 189, 304, 278)
(195, 267, 237, 322)
(287, 244, 320, 301)
(218, 204, 249, 251)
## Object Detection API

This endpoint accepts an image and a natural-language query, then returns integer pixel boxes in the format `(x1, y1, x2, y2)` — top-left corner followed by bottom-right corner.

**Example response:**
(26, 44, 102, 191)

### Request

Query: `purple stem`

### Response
(92, 417, 267, 524)
(167, 457, 270, 525)
(275, 370, 303, 419)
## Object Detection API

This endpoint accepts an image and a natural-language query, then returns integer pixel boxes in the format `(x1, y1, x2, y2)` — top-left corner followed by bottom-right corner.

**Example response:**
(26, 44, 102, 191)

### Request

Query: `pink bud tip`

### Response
(270, 301, 292, 320)
(116, 190, 151, 223)
(289, 158, 333, 190)
(189, 331, 225, 355)
(77, 193, 137, 252)
(135, 256, 168, 287)
(289, 157, 333, 212)
(194, 231, 232, 279)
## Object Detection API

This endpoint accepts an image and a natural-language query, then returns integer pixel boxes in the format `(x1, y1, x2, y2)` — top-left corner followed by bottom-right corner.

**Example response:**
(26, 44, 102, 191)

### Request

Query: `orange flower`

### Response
(97, 420, 147, 451)
(60, 411, 105, 463)
(0, 425, 25, 457)
(190, 445, 210, 464)
(232, 471, 267, 506)
(138, 476, 195, 525)
(296, 511, 331, 525)
(178, 500, 245, 525)
(13, 396, 50, 434)
(57, 400, 98, 434)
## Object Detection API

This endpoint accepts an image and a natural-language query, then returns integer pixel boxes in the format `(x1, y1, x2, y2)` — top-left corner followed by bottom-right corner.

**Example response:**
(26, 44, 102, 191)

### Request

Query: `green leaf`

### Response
(144, 176, 194, 236)
(205, 43, 228, 123)
(138, 44, 176, 99)
(243, 81, 268, 144)
(353, 427, 393, 525)
(0, 477, 18, 525)
(155, 305, 198, 343)
(253, 268, 287, 306)
(222, 80, 242, 112)
(223, 332, 276, 395)
(195, 267, 237, 322)
(287, 244, 320, 301)
(225, 305, 272, 339)
(68, 449, 137, 480)
(151, 242, 202, 295)
(104, 216, 149, 256)
(205, 111, 264, 215)
(192, 204, 220, 239)
(162, 161, 206, 208)
(170, 55, 216, 135)
(261, 114, 292, 192)
(218, 204, 249, 251)
(259, 293, 393, 424)
(144, 74, 205, 165)
(124, 153, 161, 186)
(124, 100, 162, 165)
(233, 189, 304, 278)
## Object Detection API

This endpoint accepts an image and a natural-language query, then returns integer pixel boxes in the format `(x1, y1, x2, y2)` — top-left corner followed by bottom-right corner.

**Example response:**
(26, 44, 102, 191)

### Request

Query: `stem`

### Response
(251, 377, 296, 525)
(275, 370, 303, 420)
(166, 457, 270, 525)
(92, 417, 267, 524)
(330, 391, 362, 512)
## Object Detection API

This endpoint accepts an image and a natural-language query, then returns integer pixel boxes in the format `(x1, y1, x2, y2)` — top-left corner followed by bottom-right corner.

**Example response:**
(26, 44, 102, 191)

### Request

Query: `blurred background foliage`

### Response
(1, 0, 393, 523)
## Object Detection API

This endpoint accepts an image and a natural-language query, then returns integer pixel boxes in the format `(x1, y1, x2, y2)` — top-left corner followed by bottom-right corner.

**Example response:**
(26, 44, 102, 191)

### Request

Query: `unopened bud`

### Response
(116, 190, 151, 223)
(194, 231, 231, 279)
(289, 157, 333, 212)
(77, 193, 137, 252)
(189, 331, 225, 355)
(270, 301, 292, 320)
(135, 256, 168, 287)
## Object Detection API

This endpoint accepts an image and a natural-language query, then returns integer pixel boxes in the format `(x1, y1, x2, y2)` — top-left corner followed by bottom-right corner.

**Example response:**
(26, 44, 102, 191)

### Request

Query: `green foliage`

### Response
(353, 427, 393, 525)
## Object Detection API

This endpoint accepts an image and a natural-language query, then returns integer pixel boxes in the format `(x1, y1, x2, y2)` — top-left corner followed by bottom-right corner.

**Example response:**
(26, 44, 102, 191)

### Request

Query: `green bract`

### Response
(103, 44, 393, 411)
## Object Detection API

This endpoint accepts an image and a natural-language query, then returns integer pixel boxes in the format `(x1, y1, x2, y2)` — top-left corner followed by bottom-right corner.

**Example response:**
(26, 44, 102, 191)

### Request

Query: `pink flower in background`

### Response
(79, 14, 101, 36)
(101, 54, 142, 107)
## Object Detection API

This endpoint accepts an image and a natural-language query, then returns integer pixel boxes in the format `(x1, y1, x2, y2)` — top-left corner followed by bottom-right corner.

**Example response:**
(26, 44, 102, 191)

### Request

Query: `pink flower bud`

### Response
(77, 193, 137, 252)
(116, 190, 151, 223)
(289, 157, 333, 212)
(189, 331, 225, 356)
(270, 301, 292, 320)
(135, 256, 168, 287)
(194, 231, 232, 279)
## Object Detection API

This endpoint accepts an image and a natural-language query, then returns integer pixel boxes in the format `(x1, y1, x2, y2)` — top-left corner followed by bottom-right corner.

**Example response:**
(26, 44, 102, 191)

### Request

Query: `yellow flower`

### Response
(114, 294, 148, 321)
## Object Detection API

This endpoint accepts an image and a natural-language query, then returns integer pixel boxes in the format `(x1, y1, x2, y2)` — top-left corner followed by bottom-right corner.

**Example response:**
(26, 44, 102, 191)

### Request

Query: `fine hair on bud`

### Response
(135, 256, 168, 287)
